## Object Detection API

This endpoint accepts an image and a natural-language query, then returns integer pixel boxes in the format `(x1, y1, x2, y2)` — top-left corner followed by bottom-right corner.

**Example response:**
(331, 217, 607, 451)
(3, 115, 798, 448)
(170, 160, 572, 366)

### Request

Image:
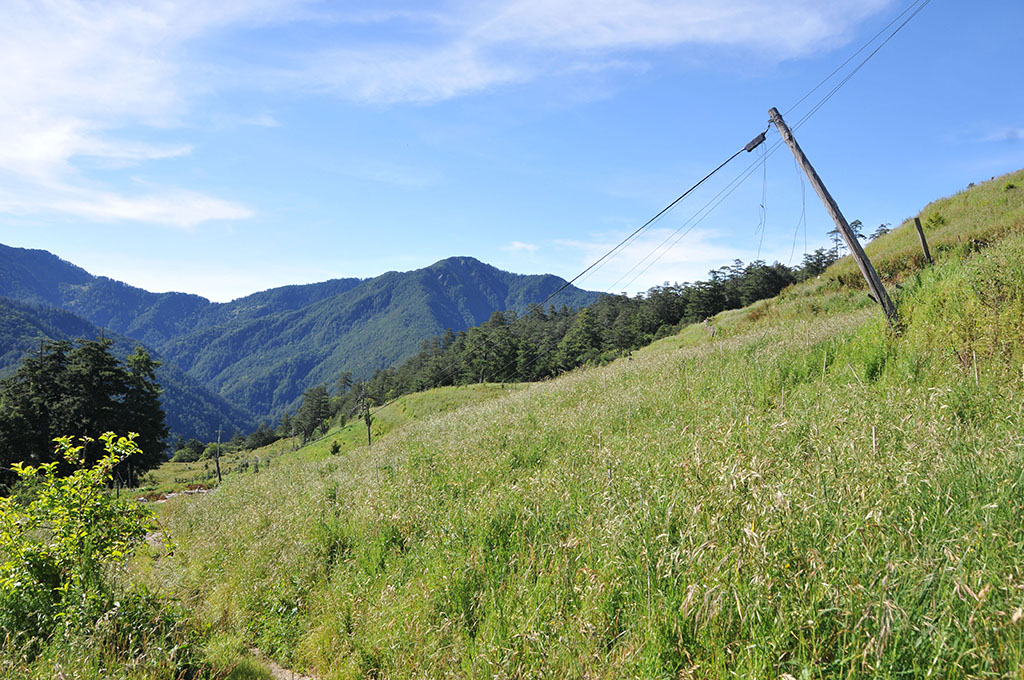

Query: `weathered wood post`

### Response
(215, 427, 223, 485)
(913, 217, 933, 264)
(769, 107, 898, 327)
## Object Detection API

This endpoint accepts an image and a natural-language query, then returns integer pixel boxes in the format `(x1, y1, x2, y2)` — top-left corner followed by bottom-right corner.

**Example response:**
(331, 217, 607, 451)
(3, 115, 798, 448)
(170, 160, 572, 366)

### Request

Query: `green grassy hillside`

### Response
(141, 383, 520, 494)
(145, 171, 1024, 678)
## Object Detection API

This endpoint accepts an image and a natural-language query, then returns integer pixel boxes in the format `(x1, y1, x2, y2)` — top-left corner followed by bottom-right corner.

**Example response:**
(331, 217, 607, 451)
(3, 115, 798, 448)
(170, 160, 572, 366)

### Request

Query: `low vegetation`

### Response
(136, 383, 519, 496)
(144, 171, 1024, 678)
(0, 434, 203, 679)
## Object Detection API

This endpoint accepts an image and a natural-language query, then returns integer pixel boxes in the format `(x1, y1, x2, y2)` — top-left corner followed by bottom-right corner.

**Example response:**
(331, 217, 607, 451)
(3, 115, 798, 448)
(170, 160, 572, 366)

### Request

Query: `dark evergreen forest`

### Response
(0, 339, 168, 488)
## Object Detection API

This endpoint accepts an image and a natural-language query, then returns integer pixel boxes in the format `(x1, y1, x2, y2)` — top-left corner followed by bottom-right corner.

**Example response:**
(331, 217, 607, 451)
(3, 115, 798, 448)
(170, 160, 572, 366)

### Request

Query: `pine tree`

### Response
(295, 384, 330, 444)
(0, 339, 168, 488)
(122, 346, 169, 477)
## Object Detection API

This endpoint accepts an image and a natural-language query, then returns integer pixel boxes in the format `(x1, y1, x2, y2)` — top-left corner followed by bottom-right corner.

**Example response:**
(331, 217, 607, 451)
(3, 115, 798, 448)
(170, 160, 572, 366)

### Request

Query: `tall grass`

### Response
(155, 171, 1024, 679)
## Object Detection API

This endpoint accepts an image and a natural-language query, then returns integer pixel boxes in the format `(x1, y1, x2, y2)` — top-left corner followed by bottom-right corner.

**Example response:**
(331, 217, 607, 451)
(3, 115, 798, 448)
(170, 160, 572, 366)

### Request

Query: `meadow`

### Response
(139, 383, 520, 495)
(148, 172, 1024, 678)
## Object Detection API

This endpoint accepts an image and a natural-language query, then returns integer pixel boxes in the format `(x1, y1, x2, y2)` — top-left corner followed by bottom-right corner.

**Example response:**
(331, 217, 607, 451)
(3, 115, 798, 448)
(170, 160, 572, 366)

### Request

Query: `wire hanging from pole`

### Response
(789, 155, 807, 264)
(755, 142, 769, 262)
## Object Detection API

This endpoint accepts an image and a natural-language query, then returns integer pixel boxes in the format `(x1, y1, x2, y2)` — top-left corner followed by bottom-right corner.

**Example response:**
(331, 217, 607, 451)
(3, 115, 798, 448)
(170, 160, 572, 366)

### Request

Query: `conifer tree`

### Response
(0, 339, 168, 488)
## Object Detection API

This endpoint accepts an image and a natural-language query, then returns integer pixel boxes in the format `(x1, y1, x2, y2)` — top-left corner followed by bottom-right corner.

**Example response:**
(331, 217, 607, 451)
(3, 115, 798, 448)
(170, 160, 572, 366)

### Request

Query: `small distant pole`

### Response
(364, 403, 372, 446)
(913, 217, 933, 264)
(215, 427, 223, 485)
(769, 107, 898, 328)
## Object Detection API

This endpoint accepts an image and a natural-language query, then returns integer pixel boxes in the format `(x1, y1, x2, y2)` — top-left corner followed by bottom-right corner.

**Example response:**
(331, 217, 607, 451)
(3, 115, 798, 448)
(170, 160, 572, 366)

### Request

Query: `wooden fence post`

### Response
(914, 217, 933, 264)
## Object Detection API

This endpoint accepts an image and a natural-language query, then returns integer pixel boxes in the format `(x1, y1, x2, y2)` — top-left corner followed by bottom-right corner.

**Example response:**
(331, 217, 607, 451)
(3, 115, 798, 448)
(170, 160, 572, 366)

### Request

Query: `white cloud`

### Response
(306, 42, 526, 104)
(504, 240, 539, 254)
(476, 0, 884, 53)
(0, 0, 300, 227)
(0, 0, 894, 227)
(52, 189, 254, 229)
(305, 0, 893, 104)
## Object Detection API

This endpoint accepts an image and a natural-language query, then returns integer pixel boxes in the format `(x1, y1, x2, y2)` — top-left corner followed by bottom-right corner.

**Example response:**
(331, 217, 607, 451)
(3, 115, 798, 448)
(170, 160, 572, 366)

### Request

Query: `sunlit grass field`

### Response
(137, 172, 1024, 678)
(139, 383, 520, 495)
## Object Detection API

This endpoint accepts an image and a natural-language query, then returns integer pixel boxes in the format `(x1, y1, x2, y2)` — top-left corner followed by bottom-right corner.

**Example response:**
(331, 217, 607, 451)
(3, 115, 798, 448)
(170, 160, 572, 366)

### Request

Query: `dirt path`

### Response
(250, 648, 318, 680)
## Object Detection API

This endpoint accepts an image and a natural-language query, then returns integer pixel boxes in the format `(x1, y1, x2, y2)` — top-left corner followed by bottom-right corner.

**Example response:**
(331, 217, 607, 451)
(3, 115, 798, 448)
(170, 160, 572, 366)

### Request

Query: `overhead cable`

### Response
(537, 128, 769, 307)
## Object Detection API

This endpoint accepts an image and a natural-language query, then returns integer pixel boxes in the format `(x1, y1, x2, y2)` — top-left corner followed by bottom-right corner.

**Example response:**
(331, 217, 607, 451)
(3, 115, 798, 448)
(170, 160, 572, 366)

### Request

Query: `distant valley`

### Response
(0, 244, 597, 440)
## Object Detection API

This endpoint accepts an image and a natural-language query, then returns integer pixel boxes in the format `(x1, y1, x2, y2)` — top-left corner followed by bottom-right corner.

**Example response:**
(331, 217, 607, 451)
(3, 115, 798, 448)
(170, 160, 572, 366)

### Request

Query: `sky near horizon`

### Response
(1, 0, 1021, 303)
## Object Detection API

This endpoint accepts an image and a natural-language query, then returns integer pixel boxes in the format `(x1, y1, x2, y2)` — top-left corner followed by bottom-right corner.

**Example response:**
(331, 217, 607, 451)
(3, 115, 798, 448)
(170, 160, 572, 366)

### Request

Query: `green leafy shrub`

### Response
(924, 212, 946, 229)
(0, 433, 155, 638)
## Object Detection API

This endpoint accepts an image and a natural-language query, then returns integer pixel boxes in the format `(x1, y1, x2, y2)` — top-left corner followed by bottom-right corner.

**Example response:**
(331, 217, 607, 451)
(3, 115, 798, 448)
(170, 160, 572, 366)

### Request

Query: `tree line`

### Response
(267, 251, 841, 428)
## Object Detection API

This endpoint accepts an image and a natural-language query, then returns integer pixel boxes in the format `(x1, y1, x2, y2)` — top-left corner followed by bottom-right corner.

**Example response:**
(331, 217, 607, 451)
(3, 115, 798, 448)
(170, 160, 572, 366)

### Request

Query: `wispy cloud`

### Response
(504, 240, 539, 254)
(303, 0, 893, 104)
(51, 189, 254, 229)
(980, 127, 1024, 143)
(0, 0, 893, 227)
(0, 0, 300, 228)
(305, 42, 526, 104)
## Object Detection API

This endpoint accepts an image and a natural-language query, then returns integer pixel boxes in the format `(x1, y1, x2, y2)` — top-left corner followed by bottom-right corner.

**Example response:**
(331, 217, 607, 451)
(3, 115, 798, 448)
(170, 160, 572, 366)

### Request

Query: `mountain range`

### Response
(0, 243, 598, 440)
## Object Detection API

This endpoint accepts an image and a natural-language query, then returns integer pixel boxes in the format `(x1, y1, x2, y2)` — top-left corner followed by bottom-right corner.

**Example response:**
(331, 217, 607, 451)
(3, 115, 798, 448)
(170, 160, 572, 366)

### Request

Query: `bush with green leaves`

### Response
(0, 433, 155, 639)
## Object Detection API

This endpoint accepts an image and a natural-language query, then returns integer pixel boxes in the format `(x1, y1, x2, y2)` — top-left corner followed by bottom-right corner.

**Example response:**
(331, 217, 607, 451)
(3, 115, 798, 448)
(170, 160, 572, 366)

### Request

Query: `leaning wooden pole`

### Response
(769, 107, 898, 327)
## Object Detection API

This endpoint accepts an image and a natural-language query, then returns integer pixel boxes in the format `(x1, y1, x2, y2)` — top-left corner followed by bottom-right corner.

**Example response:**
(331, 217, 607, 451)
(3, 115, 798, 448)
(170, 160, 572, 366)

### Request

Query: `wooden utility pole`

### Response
(769, 107, 898, 327)
(913, 217, 933, 264)
(215, 427, 223, 485)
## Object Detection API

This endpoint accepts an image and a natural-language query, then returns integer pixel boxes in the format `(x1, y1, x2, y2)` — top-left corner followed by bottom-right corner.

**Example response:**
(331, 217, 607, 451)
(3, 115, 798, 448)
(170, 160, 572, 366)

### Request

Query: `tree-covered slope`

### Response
(0, 246, 597, 421)
(0, 297, 254, 442)
(159, 256, 598, 418)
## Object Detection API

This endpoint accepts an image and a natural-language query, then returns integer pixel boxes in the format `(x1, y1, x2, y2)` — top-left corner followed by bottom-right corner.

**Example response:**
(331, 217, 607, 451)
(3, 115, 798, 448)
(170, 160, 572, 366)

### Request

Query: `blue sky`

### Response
(1, 0, 1021, 302)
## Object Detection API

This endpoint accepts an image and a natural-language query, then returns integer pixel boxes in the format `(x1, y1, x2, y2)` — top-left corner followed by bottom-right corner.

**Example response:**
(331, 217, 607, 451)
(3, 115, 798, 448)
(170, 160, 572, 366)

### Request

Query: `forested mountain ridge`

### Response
(0, 244, 365, 347)
(0, 244, 598, 422)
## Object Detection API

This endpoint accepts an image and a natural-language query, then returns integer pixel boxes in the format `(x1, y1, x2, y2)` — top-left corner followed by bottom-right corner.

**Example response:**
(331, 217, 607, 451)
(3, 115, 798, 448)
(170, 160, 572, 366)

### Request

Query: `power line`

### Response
(792, 0, 933, 131)
(755, 141, 769, 261)
(784, 0, 931, 118)
(617, 136, 786, 293)
(536, 128, 768, 309)
(788, 155, 808, 264)
(608, 0, 933, 293)
(369, 0, 935, 396)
